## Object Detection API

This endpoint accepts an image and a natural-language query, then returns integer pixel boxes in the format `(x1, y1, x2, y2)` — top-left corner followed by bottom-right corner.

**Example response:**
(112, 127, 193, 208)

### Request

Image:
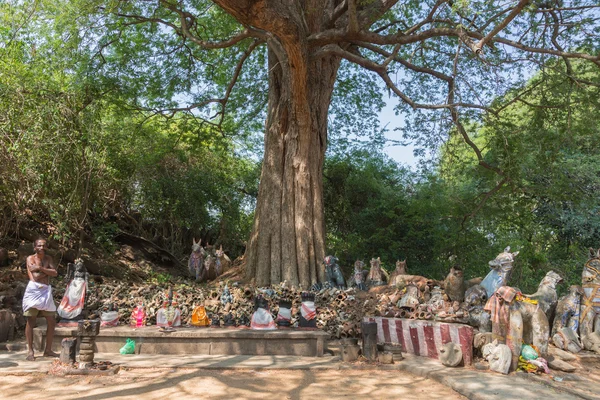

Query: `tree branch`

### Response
(474, 0, 531, 54)
(159, 0, 265, 48)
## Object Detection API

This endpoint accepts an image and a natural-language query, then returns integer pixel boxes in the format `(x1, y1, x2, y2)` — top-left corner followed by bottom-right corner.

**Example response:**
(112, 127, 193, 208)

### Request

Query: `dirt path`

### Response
(0, 368, 466, 399)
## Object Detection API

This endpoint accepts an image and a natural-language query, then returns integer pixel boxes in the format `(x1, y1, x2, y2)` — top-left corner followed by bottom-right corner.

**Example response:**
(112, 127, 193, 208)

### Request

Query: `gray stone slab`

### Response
(34, 325, 329, 357)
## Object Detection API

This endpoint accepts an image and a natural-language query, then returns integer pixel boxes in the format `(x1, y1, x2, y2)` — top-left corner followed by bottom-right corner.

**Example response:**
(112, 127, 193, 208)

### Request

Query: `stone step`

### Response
(33, 325, 329, 357)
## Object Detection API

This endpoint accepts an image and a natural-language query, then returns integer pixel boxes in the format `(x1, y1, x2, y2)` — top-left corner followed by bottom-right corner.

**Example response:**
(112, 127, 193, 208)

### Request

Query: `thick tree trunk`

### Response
(245, 46, 340, 287)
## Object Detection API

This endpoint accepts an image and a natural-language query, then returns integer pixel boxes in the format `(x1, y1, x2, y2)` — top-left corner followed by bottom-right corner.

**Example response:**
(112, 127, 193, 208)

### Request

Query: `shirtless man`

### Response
(22, 238, 59, 361)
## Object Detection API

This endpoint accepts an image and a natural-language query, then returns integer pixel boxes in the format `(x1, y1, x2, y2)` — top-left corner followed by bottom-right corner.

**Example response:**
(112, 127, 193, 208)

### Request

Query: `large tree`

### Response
(100, 0, 600, 286)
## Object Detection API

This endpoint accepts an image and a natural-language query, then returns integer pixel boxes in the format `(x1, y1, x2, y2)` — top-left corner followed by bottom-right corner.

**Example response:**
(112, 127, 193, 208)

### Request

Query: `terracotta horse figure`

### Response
(188, 238, 207, 281)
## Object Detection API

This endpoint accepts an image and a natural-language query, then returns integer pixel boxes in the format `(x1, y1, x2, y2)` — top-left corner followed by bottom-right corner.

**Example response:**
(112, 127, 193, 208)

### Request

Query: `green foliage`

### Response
(147, 271, 173, 284)
(0, 1, 257, 260)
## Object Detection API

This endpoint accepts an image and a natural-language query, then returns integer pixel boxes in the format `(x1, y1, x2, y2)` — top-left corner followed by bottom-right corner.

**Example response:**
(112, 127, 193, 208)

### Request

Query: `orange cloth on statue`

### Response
(191, 306, 210, 327)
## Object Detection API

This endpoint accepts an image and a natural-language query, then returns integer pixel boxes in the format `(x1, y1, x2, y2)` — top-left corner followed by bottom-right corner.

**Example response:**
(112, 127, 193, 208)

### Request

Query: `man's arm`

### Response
(26, 256, 35, 281)
(42, 256, 58, 277)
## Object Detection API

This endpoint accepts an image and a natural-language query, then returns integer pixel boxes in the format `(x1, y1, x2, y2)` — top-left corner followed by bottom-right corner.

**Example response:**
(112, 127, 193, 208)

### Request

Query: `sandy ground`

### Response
(0, 368, 466, 400)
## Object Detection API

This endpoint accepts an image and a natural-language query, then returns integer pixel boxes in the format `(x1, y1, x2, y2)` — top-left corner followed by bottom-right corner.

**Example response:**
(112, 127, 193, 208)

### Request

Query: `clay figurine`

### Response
(351, 260, 367, 291)
(388, 259, 408, 284)
(367, 257, 386, 287)
(443, 266, 466, 303)
(215, 245, 231, 276)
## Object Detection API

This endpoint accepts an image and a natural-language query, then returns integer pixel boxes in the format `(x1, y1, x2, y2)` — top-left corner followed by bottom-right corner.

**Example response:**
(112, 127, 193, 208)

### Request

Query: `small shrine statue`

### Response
(188, 238, 207, 281)
(352, 260, 367, 291)
(480, 247, 519, 297)
(276, 300, 292, 327)
(130, 302, 147, 328)
(237, 313, 250, 327)
(223, 312, 236, 327)
(100, 303, 119, 327)
(220, 284, 233, 305)
(367, 257, 386, 287)
(324, 256, 346, 289)
(190, 304, 210, 327)
(210, 314, 221, 328)
(156, 288, 181, 331)
(299, 292, 317, 328)
(250, 295, 276, 330)
(57, 258, 89, 321)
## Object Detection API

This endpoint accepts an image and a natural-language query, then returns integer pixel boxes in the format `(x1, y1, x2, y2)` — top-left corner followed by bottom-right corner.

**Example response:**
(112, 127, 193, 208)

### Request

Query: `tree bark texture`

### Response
(245, 46, 340, 287)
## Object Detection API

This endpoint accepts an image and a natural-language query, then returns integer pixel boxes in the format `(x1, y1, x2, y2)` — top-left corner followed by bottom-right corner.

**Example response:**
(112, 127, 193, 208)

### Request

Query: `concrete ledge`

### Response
(33, 326, 329, 357)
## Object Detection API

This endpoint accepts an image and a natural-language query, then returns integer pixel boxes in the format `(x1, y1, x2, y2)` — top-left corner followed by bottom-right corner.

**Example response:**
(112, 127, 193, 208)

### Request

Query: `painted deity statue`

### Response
(250, 295, 276, 330)
(57, 258, 89, 321)
(130, 302, 147, 328)
(156, 288, 181, 331)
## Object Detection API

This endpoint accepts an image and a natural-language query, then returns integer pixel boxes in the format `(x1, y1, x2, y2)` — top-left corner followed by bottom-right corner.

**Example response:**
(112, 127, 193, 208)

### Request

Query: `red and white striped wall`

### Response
(364, 317, 474, 365)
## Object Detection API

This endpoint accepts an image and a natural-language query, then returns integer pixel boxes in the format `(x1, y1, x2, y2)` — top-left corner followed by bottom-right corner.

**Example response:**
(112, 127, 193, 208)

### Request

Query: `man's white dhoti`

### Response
(22, 281, 57, 313)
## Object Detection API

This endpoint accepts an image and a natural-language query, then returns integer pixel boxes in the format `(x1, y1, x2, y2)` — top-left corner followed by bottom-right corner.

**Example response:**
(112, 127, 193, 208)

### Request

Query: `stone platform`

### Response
(33, 326, 329, 357)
